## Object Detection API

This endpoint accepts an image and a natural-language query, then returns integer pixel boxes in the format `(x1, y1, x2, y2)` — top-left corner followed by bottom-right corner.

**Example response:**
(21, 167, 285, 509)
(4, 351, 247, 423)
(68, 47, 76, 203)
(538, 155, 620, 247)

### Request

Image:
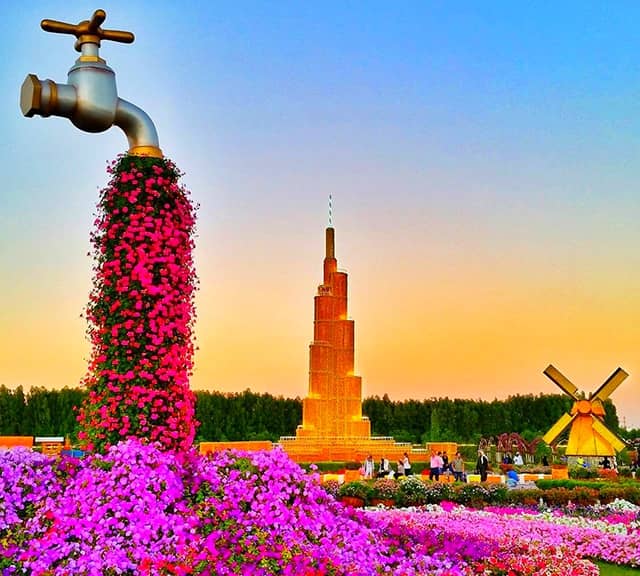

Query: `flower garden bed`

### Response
(2, 442, 639, 575)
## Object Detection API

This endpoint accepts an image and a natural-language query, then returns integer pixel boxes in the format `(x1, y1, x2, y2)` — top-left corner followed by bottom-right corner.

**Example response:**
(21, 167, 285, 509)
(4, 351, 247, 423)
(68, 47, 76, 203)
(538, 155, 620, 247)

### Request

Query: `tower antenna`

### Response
(328, 194, 333, 227)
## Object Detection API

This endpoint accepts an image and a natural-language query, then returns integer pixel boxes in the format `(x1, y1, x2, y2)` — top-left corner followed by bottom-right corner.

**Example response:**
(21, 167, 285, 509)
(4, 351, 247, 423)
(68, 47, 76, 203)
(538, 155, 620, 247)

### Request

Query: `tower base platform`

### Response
(199, 437, 430, 465)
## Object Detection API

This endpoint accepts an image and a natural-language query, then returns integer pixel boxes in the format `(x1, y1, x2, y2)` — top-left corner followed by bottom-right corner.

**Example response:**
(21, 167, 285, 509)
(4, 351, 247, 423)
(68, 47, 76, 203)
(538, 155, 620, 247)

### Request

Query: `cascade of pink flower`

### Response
(77, 155, 198, 452)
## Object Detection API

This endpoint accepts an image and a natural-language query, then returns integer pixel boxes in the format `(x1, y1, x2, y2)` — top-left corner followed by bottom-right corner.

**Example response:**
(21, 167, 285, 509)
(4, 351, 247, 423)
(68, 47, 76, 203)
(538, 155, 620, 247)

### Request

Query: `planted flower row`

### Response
(329, 476, 640, 508)
(383, 502, 640, 568)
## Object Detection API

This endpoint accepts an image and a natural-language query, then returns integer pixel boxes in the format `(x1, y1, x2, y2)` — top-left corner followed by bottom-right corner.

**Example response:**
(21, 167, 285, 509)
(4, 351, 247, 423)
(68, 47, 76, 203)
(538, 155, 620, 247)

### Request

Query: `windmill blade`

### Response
(542, 411, 576, 445)
(591, 368, 628, 402)
(591, 417, 626, 453)
(543, 365, 579, 400)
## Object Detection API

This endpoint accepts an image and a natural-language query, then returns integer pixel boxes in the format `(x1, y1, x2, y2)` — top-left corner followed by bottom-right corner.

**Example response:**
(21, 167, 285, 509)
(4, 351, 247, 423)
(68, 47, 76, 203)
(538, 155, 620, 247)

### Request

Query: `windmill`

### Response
(542, 365, 628, 456)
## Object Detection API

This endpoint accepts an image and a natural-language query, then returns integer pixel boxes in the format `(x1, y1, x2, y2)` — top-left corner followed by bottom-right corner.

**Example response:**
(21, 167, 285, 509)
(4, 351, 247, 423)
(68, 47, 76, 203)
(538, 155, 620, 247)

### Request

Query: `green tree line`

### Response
(0, 386, 302, 442)
(0, 385, 629, 444)
(363, 393, 621, 443)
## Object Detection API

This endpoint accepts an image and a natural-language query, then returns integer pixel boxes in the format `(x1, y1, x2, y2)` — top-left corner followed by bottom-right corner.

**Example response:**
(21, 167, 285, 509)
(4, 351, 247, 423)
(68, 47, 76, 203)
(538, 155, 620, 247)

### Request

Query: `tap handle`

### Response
(41, 9, 135, 52)
(100, 29, 136, 44)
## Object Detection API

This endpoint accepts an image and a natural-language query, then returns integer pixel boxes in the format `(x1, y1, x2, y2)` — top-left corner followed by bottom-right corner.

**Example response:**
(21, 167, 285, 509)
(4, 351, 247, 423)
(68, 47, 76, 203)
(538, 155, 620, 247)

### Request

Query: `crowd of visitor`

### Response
(356, 447, 639, 485)
(362, 452, 415, 479)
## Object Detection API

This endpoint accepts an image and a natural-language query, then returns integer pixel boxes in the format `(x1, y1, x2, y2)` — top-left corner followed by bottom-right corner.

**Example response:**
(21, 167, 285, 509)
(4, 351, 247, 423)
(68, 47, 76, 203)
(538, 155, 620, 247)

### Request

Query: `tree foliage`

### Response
(0, 386, 624, 445)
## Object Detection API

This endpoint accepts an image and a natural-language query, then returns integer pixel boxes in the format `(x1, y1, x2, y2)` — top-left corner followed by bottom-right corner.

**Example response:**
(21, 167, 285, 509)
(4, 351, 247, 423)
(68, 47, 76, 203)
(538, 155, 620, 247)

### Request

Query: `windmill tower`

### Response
(542, 364, 627, 457)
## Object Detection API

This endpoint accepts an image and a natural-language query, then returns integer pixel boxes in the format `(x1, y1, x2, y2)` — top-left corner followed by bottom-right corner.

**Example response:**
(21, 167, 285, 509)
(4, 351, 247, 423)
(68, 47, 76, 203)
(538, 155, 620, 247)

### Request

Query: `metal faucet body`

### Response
(21, 10, 162, 158)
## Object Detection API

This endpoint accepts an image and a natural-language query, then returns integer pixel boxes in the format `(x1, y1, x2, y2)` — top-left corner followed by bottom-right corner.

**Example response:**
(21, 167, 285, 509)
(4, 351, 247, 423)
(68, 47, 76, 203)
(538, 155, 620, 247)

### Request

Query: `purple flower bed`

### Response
(0, 442, 615, 575)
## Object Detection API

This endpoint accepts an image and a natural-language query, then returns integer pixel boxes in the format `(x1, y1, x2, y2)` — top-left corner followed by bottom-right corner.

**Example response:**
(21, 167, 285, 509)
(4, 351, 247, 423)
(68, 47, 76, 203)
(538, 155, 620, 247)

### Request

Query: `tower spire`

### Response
(326, 194, 335, 259)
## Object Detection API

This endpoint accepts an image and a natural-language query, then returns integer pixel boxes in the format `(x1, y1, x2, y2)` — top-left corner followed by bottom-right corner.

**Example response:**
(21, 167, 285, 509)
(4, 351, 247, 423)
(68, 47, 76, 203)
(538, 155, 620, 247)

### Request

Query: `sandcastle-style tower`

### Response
(278, 219, 428, 464)
(201, 214, 430, 463)
(296, 226, 371, 439)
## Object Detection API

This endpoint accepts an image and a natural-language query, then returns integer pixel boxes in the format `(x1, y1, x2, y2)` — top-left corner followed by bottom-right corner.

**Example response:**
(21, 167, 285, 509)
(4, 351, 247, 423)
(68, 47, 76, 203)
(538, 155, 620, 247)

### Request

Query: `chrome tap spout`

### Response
(20, 9, 163, 158)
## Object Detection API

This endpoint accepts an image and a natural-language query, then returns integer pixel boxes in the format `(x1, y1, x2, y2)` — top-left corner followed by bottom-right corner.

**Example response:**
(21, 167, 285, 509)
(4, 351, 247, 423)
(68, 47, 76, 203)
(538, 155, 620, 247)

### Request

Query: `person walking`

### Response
(476, 449, 489, 482)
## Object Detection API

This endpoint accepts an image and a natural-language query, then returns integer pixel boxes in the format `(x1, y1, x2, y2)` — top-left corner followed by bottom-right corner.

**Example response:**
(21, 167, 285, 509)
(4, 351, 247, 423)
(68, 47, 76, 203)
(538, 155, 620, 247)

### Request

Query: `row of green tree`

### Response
(1, 385, 635, 444)
(0, 386, 303, 442)
(363, 393, 623, 443)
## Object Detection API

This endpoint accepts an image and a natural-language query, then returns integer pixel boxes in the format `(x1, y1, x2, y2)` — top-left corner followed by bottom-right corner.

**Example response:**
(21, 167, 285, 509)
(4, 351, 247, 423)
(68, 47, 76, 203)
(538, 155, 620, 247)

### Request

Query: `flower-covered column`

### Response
(77, 155, 198, 452)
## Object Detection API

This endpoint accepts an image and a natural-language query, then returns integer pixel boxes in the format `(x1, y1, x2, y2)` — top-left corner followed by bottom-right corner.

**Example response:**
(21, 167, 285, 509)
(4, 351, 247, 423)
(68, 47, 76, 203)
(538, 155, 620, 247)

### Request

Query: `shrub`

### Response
(422, 481, 453, 504)
(338, 481, 371, 501)
(397, 476, 429, 506)
(540, 487, 599, 506)
(536, 479, 606, 491)
(618, 466, 633, 478)
(321, 479, 340, 499)
(505, 488, 544, 506)
(598, 486, 627, 504)
(540, 487, 574, 506)
(571, 486, 600, 506)
(618, 485, 640, 505)
(597, 468, 619, 481)
(371, 478, 399, 500)
(569, 466, 599, 480)
(452, 483, 507, 506)
(533, 478, 640, 505)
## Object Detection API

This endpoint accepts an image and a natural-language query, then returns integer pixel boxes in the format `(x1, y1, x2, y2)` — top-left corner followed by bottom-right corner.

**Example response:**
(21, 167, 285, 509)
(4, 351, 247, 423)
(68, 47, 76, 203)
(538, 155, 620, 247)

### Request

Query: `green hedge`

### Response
(536, 479, 609, 491)
(536, 478, 640, 490)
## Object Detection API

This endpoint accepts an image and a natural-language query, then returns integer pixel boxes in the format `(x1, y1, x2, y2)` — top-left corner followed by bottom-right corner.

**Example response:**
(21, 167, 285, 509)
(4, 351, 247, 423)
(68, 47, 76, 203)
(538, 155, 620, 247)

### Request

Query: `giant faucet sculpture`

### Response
(20, 9, 162, 158)
(20, 9, 197, 453)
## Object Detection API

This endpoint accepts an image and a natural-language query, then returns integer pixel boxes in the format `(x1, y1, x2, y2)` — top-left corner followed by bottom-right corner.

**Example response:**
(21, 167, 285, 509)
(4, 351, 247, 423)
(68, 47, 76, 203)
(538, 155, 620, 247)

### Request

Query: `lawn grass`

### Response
(596, 561, 638, 575)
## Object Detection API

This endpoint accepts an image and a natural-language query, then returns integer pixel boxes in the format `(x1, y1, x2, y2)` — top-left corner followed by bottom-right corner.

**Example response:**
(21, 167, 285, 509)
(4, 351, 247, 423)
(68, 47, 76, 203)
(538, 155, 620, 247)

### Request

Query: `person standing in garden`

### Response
(364, 454, 375, 479)
(403, 452, 412, 476)
(452, 452, 465, 482)
(476, 449, 489, 482)
(377, 456, 390, 478)
(429, 451, 443, 481)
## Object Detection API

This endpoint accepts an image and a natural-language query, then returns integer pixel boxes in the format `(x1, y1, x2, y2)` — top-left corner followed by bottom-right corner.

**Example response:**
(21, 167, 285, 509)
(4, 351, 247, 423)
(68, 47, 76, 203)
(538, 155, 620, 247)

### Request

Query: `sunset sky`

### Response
(2, 2, 640, 429)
